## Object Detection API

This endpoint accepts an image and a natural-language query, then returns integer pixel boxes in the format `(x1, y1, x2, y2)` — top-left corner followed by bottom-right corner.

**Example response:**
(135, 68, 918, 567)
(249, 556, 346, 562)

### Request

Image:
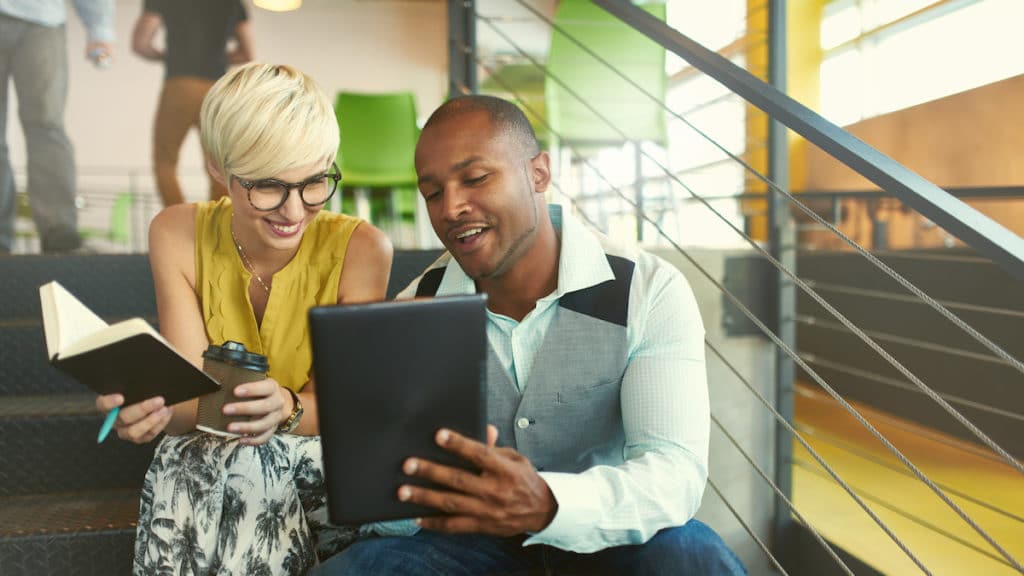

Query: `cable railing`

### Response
(555, 179, 859, 574)
(487, 0, 1024, 475)
(792, 424, 1024, 527)
(509, 0, 1024, 383)
(590, 0, 1024, 280)
(799, 354, 1024, 423)
(477, 50, 938, 574)
(458, 0, 1024, 573)
(11, 167, 175, 254)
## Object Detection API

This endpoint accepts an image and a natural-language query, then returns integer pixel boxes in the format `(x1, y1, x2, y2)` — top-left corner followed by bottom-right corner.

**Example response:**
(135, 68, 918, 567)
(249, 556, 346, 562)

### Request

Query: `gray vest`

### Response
(416, 255, 635, 473)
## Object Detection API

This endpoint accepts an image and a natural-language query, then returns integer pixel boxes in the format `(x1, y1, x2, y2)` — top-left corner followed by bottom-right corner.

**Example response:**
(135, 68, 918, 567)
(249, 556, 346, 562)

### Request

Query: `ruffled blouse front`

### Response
(194, 197, 361, 392)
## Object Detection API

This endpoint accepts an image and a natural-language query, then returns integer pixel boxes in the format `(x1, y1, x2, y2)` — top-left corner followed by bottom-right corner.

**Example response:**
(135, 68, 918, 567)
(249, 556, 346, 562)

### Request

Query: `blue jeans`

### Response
(312, 520, 746, 576)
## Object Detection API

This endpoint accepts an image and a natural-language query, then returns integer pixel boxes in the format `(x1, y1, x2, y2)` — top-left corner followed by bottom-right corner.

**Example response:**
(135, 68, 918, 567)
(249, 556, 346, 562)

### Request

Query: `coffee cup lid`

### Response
(202, 340, 269, 373)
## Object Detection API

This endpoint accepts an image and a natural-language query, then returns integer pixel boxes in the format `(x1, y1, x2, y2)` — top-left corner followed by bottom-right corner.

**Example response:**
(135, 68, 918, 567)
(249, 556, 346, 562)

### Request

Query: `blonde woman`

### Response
(95, 63, 393, 575)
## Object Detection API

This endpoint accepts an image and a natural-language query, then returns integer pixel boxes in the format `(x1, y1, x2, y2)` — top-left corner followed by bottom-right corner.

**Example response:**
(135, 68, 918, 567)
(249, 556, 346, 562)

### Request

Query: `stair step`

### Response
(0, 250, 444, 320)
(0, 489, 137, 576)
(0, 395, 155, 496)
(0, 488, 139, 536)
(0, 324, 80, 396)
(0, 254, 155, 320)
(0, 322, 159, 397)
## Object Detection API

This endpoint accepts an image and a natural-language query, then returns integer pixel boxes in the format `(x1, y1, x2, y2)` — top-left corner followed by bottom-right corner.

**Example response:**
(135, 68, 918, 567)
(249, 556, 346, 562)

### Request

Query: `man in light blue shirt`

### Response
(0, 0, 114, 254)
(314, 96, 745, 574)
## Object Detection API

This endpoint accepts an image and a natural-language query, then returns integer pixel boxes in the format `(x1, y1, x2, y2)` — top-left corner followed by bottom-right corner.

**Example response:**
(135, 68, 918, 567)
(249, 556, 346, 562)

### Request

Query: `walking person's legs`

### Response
(0, 15, 22, 254)
(154, 77, 218, 206)
(12, 22, 79, 253)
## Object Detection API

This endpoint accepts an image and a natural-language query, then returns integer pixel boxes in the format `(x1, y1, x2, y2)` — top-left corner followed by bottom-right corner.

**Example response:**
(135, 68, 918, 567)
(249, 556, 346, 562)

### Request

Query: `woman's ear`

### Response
(206, 156, 228, 188)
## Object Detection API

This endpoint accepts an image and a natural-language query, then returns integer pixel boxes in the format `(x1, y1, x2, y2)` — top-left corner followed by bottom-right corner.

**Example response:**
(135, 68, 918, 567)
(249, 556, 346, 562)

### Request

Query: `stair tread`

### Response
(0, 397, 156, 496)
(0, 489, 139, 537)
(0, 393, 98, 418)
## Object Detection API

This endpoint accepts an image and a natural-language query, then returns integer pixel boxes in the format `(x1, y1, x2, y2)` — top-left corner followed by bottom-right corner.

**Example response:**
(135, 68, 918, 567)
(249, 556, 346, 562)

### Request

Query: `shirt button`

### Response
(517, 417, 530, 429)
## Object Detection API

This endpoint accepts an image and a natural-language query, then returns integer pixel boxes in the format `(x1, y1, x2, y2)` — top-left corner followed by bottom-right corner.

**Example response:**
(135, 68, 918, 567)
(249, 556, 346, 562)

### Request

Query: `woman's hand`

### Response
(95, 393, 173, 444)
(222, 378, 290, 446)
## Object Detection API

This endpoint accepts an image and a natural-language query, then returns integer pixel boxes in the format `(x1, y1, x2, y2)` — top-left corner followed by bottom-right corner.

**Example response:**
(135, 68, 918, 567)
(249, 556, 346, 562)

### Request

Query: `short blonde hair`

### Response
(201, 63, 338, 180)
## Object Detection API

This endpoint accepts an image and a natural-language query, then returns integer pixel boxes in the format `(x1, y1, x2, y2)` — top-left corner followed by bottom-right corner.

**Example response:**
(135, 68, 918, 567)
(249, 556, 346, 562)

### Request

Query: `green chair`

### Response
(544, 0, 668, 239)
(80, 191, 134, 250)
(545, 0, 667, 147)
(108, 192, 134, 245)
(334, 92, 422, 246)
(481, 63, 549, 148)
(333, 90, 417, 234)
(335, 91, 420, 188)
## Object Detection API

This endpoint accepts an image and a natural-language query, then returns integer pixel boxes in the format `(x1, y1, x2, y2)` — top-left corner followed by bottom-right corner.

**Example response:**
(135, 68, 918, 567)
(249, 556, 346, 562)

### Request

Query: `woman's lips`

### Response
(265, 219, 301, 237)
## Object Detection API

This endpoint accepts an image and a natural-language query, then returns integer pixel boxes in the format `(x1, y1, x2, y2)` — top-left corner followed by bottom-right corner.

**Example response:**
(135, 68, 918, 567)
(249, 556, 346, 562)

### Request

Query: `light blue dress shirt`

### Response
(0, 0, 115, 42)
(378, 205, 710, 552)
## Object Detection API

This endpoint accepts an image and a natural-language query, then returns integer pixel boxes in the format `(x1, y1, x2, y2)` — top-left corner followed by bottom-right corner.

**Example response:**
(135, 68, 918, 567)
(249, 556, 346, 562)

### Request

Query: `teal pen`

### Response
(97, 406, 120, 443)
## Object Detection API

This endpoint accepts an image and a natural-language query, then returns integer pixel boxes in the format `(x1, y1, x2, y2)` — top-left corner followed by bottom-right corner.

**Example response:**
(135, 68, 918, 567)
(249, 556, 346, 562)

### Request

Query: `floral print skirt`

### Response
(133, 432, 358, 576)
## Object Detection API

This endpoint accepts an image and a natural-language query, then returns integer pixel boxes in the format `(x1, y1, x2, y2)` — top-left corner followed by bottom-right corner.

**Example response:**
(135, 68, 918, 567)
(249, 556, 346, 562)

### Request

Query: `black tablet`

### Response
(309, 294, 488, 525)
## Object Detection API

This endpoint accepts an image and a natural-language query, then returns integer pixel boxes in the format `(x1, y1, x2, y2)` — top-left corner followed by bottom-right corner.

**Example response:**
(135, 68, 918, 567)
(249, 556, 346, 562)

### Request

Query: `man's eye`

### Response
(423, 189, 442, 201)
(466, 174, 489, 186)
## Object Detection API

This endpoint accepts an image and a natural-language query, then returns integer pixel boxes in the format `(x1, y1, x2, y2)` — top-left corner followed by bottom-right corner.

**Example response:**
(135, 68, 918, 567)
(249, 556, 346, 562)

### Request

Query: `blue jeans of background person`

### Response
(312, 519, 747, 576)
(0, 13, 80, 253)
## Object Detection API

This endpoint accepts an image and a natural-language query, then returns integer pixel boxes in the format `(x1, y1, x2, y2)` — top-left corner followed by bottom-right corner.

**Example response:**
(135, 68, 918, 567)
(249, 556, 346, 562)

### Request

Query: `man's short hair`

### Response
(422, 95, 540, 157)
(200, 62, 339, 180)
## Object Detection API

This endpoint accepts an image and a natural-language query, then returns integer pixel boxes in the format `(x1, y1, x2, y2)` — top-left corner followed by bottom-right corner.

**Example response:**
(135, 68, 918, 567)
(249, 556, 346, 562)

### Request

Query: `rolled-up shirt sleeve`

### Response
(71, 0, 115, 43)
(526, 262, 709, 552)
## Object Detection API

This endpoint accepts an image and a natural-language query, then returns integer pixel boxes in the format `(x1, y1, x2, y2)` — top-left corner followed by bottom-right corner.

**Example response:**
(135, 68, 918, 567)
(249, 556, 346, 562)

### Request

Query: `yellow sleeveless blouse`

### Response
(194, 197, 362, 392)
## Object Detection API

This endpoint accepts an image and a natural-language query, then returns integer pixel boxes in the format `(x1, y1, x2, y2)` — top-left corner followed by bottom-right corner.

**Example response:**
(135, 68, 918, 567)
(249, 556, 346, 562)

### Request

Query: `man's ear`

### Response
(206, 156, 228, 188)
(530, 151, 551, 194)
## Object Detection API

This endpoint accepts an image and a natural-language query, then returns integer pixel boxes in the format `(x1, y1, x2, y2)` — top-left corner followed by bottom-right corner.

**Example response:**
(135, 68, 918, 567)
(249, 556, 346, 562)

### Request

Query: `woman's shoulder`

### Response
(347, 219, 392, 259)
(312, 210, 360, 233)
(308, 211, 371, 253)
(148, 203, 200, 285)
(149, 203, 198, 247)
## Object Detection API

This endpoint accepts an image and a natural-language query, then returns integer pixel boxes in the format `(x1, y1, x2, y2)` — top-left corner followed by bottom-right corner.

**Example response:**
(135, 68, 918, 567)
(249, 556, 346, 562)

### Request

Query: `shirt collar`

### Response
(435, 204, 614, 298)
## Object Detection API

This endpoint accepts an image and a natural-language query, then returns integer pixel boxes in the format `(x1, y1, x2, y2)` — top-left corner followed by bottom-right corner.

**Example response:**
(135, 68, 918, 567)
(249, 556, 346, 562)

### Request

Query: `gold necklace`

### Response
(230, 225, 271, 295)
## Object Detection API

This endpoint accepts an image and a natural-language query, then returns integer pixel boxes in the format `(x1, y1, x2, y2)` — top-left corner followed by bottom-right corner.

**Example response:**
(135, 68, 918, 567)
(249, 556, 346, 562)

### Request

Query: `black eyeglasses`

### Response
(234, 163, 342, 211)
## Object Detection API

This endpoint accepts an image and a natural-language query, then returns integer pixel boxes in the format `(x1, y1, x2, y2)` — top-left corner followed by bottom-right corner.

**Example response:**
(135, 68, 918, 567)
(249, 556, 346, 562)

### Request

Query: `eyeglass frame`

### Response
(233, 162, 342, 212)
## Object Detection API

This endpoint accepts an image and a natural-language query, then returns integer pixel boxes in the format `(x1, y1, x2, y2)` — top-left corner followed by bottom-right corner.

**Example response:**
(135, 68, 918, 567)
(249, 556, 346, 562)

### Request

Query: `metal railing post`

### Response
(448, 0, 477, 98)
(766, 0, 796, 564)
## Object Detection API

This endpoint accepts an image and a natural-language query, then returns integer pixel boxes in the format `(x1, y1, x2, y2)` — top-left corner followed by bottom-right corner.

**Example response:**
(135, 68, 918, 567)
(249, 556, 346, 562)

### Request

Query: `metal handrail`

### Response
(593, 0, 1024, 283)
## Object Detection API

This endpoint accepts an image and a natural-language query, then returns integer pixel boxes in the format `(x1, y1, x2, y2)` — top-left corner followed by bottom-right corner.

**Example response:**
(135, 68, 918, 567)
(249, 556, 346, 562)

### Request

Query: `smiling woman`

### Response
(93, 62, 393, 576)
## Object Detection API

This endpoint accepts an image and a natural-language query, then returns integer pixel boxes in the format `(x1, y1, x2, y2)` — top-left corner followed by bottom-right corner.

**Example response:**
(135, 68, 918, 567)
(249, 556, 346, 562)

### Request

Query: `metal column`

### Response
(635, 141, 644, 242)
(767, 0, 796, 563)
(448, 0, 477, 98)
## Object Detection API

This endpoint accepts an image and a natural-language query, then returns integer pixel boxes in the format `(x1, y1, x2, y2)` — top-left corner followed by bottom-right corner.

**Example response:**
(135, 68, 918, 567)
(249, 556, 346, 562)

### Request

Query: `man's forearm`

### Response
(529, 449, 706, 552)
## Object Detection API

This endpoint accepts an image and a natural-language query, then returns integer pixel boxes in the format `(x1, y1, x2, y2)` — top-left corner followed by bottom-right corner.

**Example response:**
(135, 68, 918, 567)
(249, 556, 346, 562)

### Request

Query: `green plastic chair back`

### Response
(480, 63, 549, 148)
(109, 192, 133, 244)
(79, 191, 133, 246)
(335, 92, 420, 188)
(545, 0, 667, 146)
